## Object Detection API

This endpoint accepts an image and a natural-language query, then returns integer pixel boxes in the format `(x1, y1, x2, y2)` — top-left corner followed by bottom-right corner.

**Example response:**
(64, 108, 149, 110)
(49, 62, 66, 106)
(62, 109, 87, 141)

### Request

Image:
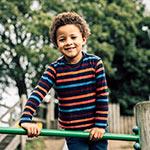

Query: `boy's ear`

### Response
(82, 37, 87, 45)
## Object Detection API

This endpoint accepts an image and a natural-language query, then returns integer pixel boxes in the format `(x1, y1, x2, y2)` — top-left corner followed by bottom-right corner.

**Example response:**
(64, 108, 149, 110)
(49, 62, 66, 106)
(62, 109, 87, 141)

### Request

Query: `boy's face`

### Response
(56, 24, 86, 64)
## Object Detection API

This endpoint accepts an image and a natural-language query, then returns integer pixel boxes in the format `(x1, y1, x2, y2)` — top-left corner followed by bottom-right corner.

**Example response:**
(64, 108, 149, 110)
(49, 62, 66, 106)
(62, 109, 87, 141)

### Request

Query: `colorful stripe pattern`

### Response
(20, 52, 109, 130)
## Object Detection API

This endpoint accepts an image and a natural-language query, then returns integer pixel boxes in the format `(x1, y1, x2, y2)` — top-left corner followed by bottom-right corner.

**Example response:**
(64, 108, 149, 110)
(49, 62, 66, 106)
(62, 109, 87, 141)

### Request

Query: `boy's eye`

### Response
(59, 39, 65, 42)
(71, 36, 77, 39)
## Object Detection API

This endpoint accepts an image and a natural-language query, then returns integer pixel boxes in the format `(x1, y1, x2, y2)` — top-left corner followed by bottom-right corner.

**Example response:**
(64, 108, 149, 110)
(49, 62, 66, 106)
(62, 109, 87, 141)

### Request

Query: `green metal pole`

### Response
(0, 127, 139, 142)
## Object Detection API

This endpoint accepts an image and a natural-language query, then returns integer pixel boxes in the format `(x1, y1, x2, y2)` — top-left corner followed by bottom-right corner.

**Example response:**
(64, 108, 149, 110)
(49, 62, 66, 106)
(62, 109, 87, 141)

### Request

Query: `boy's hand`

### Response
(20, 122, 42, 138)
(85, 127, 105, 141)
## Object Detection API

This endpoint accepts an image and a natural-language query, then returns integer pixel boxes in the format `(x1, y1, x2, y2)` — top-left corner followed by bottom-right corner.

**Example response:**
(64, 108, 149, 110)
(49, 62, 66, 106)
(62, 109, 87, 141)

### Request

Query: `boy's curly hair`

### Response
(50, 12, 91, 47)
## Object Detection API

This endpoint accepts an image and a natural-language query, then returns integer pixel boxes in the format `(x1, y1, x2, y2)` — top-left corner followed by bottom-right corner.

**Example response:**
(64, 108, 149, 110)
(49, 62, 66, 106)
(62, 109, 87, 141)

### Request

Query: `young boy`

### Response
(19, 12, 109, 150)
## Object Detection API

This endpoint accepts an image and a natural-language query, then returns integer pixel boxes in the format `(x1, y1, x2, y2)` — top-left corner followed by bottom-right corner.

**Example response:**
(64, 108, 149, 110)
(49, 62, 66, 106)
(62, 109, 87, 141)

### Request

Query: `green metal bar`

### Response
(0, 127, 139, 142)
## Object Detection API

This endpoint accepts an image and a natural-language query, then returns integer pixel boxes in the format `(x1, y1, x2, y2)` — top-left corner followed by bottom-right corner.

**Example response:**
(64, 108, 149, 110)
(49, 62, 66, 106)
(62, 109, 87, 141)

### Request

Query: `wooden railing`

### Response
(0, 94, 53, 150)
(0, 101, 21, 126)
(0, 95, 26, 150)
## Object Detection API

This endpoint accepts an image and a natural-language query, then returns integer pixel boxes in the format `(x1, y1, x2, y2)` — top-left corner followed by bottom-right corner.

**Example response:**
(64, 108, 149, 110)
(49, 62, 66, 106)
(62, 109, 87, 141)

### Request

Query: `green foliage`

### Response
(0, 0, 149, 114)
(25, 138, 46, 150)
(0, 0, 60, 96)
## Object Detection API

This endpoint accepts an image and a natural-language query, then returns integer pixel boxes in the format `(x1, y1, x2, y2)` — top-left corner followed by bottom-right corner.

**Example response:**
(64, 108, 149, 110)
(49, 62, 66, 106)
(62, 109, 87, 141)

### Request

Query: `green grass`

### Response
(25, 138, 46, 150)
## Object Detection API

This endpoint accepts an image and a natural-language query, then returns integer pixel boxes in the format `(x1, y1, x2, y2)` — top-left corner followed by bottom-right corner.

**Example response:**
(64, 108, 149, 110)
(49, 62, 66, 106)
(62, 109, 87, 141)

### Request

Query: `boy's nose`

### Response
(65, 38, 73, 45)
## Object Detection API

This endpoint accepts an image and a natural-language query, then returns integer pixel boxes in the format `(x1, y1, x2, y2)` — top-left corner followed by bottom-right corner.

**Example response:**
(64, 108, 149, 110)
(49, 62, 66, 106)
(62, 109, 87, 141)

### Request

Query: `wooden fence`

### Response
(0, 95, 28, 150)
(108, 103, 136, 134)
(0, 92, 57, 150)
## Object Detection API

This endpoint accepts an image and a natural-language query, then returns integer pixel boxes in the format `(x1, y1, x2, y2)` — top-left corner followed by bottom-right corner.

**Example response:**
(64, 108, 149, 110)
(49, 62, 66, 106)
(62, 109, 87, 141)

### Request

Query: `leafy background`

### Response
(0, 0, 149, 115)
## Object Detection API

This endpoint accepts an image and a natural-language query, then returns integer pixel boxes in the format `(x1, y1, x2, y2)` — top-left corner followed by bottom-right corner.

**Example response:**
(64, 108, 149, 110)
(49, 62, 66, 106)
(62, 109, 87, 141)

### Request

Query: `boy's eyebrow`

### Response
(57, 33, 78, 39)
(70, 33, 78, 36)
(57, 35, 65, 39)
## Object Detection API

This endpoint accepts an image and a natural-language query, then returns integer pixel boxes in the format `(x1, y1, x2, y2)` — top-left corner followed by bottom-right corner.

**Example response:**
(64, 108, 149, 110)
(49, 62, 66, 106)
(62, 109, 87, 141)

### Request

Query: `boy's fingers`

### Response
(97, 131, 103, 139)
(93, 131, 98, 139)
(27, 128, 33, 137)
(89, 128, 105, 140)
(33, 127, 37, 135)
(32, 127, 39, 136)
(28, 127, 36, 137)
(30, 127, 35, 134)
(90, 129, 95, 140)
(36, 128, 41, 136)
(20, 122, 42, 138)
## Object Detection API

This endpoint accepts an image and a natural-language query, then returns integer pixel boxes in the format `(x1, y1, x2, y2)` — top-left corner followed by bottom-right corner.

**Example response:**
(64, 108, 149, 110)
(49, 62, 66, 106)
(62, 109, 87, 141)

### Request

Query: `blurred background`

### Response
(0, 0, 149, 150)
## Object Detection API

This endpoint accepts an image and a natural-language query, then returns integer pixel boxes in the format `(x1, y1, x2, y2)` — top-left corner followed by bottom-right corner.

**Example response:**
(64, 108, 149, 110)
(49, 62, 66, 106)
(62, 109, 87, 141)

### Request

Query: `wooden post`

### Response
(20, 94, 27, 150)
(46, 103, 51, 129)
(135, 101, 150, 150)
(46, 88, 56, 129)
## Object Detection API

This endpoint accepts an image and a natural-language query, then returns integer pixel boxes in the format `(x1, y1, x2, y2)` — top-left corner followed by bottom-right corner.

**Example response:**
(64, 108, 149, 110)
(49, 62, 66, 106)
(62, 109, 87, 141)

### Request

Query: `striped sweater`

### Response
(20, 52, 109, 130)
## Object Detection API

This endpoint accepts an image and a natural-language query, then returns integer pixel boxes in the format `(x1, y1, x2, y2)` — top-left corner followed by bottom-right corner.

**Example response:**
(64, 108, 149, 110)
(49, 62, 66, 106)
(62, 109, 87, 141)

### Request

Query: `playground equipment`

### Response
(135, 101, 150, 150)
(0, 127, 140, 149)
(0, 101, 149, 150)
(0, 127, 139, 141)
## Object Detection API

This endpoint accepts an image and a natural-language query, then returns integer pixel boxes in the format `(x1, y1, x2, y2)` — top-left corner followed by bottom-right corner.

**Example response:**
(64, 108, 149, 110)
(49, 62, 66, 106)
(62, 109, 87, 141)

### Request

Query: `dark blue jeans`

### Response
(66, 137, 108, 150)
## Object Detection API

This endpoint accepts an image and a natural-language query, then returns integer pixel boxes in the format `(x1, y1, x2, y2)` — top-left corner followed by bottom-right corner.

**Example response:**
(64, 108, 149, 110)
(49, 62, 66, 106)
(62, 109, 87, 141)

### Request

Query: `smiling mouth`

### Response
(65, 47, 75, 51)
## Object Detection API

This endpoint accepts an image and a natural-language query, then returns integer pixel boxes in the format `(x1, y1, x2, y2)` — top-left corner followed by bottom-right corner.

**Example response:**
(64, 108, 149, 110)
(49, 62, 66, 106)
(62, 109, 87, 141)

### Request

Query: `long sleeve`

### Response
(19, 64, 56, 125)
(95, 59, 109, 129)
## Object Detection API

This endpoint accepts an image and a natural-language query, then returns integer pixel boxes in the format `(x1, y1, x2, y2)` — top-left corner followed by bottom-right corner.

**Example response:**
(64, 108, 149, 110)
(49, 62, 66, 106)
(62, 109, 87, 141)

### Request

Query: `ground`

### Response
(43, 137, 135, 150)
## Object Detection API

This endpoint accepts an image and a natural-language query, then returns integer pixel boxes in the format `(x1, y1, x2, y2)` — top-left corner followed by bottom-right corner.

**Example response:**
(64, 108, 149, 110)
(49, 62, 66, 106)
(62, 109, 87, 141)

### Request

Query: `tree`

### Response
(42, 0, 149, 115)
(0, 0, 60, 96)
(102, 0, 150, 115)
(0, 0, 149, 115)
